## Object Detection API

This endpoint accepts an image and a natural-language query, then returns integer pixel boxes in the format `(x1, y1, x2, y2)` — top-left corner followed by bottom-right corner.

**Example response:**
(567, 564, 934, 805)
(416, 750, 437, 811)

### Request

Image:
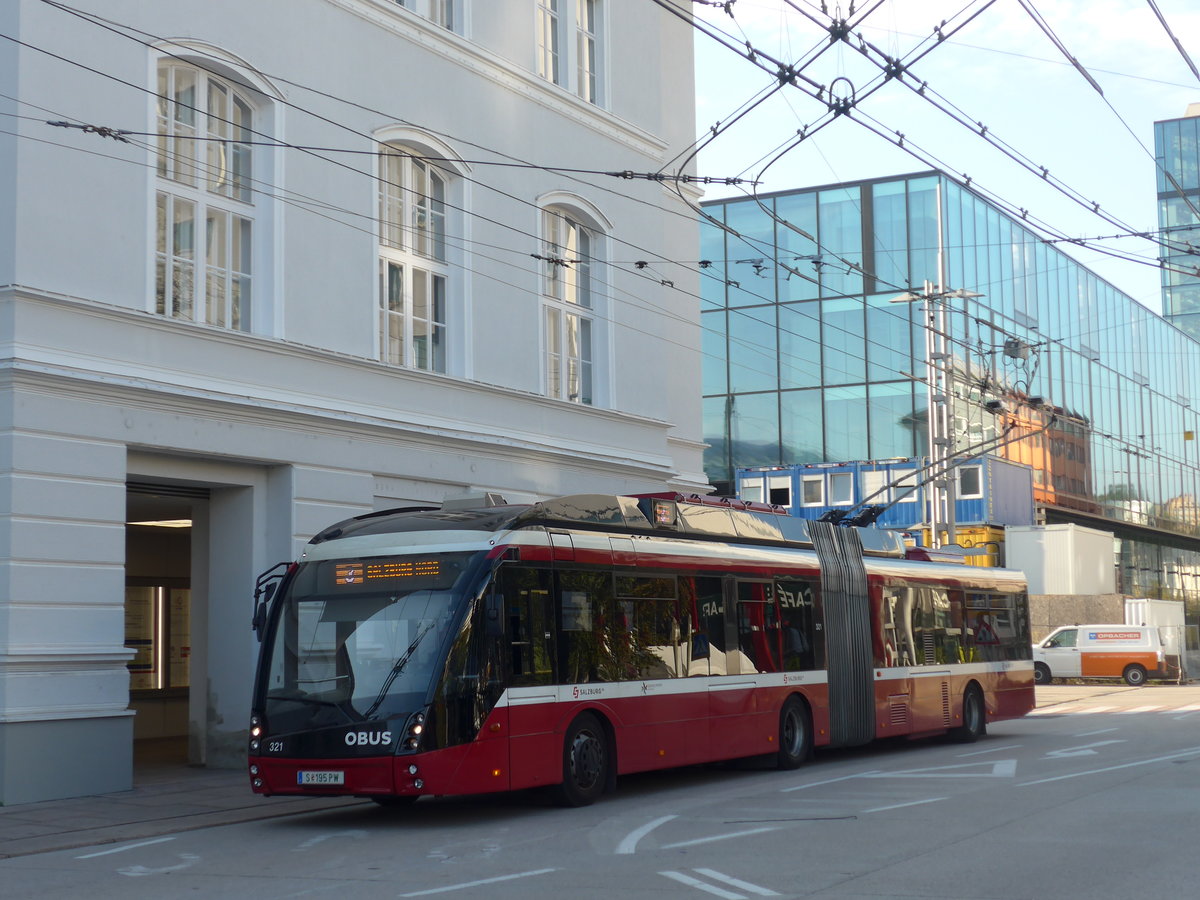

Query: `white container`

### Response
(1005, 524, 1116, 595)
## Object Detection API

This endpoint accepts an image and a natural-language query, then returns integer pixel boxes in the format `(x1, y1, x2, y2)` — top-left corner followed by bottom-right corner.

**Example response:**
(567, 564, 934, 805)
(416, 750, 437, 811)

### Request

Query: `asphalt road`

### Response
(3, 683, 1198, 900)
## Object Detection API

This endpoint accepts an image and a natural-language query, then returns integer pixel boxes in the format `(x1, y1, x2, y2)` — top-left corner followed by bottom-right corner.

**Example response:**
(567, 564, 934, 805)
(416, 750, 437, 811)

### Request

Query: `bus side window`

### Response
(556, 569, 612, 684)
(500, 566, 554, 686)
(776, 578, 819, 671)
(683, 576, 725, 677)
(736, 581, 778, 674)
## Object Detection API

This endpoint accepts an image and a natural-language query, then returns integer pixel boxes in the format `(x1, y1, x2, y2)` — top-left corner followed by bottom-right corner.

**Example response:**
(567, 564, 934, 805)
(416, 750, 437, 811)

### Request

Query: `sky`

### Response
(690, 0, 1200, 311)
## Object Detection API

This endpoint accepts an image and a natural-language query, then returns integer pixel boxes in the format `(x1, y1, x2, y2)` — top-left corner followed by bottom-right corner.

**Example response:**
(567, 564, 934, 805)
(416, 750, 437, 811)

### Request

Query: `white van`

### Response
(1033, 625, 1167, 686)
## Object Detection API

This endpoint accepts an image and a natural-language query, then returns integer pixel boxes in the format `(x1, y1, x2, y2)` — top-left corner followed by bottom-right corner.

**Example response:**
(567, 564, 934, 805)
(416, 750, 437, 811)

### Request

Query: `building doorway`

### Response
(125, 483, 207, 768)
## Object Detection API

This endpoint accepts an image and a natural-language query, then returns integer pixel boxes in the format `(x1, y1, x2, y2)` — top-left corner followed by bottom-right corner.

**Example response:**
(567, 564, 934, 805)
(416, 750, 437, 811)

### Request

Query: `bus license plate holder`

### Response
(297, 770, 345, 786)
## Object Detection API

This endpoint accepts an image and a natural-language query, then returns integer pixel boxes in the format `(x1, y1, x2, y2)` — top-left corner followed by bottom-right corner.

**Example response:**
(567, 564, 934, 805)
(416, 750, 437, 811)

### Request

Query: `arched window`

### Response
(378, 143, 452, 373)
(541, 205, 604, 404)
(154, 61, 260, 330)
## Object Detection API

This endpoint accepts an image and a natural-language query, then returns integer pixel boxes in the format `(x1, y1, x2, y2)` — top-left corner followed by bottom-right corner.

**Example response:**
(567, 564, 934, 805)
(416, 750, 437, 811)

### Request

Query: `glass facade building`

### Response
(1155, 106, 1200, 342)
(702, 172, 1200, 642)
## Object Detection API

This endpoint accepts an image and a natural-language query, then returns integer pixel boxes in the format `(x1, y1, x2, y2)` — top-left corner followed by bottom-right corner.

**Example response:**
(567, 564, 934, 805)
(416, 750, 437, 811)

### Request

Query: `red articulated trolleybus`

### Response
(247, 493, 1034, 807)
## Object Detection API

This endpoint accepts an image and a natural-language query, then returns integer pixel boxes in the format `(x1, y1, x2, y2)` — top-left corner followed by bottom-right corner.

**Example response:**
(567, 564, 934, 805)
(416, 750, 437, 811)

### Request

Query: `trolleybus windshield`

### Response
(263, 551, 480, 734)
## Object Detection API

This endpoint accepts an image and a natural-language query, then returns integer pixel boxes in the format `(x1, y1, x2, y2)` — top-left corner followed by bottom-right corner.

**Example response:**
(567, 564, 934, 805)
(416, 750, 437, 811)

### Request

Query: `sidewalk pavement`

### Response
(0, 683, 1158, 860)
(0, 761, 366, 860)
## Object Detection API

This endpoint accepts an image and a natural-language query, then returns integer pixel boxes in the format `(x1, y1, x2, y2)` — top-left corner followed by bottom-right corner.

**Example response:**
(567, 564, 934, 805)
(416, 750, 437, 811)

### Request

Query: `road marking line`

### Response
(1074, 728, 1119, 737)
(1045, 740, 1125, 758)
(781, 770, 879, 792)
(863, 759, 1015, 778)
(75, 837, 176, 859)
(957, 743, 1021, 757)
(616, 815, 677, 855)
(660, 826, 780, 850)
(1119, 706, 1163, 713)
(398, 868, 558, 897)
(1018, 747, 1200, 786)
(660, 870, 746, 899)
(694, 868, 781, 896)
(862, 797, 947, 814)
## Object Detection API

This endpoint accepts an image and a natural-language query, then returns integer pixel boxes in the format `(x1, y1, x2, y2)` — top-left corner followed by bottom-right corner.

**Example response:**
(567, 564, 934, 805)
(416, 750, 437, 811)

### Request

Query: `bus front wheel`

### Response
(776, 696, 812, 770)
(555, 712, 609, 807)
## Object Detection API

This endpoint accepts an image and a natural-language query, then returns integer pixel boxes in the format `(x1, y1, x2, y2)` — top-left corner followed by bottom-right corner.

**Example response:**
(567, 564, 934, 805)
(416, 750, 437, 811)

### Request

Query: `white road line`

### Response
(957, 743, 1022, 757)
(75, 837, 176, 859)
(615, 815, 677, 855)
(862, 797, 947, 814)
(1074, 728, 1120, 737)
(398, 868, 558, 897)
(1018, 746, 1200, 786)
(660, 870, 746, 899)
(694, 868, 781, 896)
(1119, 706, 1163, 714)
(660, 826, 780, 850)
(1178, 705, 1200, 712)
(781, 770, 879, 792)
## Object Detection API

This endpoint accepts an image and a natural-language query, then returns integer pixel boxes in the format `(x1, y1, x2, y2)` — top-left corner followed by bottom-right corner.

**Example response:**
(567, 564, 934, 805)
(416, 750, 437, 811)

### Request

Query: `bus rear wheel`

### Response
(1123, 664, 1148, 686)
(776, 696, 812, 770)
(555, 712, 609, 807)
(950, 685, 986, 743)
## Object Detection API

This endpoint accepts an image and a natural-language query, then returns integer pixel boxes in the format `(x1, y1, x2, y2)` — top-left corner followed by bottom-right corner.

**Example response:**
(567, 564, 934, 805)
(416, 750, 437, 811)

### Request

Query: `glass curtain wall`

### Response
(701, 173, 1200, 637)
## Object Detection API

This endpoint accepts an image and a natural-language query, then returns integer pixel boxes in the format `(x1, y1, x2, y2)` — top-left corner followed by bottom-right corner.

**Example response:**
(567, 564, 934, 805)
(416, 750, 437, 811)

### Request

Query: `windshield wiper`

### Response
(362, 621, 435, 719)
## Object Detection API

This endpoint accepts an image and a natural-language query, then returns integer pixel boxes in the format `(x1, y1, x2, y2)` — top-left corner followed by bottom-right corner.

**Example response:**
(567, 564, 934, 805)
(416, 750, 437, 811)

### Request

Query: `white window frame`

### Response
(893, 468, 919, 503)
(154, 61, 258, 331)
(536, 0, 605, 105)
(378, 143, 451, 373)
(740, 479, 764, 504)
(767, 475, 791, 507)
(541, 207, 597, 404)
(391, 0, 463, 33)
(958, 465, 984, 499)
(801, 475, 825, 507)
(829, 472, 854, 506)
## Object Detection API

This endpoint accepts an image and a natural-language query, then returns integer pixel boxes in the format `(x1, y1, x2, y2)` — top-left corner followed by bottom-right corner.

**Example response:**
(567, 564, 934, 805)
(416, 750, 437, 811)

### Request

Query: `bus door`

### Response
(498, 565, 559, 789)
(708, 579, 777, 759)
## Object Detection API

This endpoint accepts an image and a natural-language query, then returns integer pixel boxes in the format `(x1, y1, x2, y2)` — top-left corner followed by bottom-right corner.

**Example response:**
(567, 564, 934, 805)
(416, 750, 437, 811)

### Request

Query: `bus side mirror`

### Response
(252, 602, 268, 641)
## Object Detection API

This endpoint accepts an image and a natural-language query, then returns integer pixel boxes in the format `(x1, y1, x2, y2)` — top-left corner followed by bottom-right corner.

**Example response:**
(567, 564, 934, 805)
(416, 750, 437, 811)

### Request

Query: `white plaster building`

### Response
(0, 0, 704, 804)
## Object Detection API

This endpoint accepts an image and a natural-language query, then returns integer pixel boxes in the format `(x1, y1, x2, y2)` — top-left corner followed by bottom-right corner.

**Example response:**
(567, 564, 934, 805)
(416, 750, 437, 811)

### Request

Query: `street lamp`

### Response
(891, 281, 984, 549)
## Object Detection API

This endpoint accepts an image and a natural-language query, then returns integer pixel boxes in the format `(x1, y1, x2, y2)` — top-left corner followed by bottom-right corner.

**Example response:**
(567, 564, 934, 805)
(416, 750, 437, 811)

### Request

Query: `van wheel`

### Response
(776, 696, 812, 770)
(1034, 662, 1052, 685)
(1122, 664, 1147, 687)
(950, 685, 986, 743)
(554, 712, 609, 807)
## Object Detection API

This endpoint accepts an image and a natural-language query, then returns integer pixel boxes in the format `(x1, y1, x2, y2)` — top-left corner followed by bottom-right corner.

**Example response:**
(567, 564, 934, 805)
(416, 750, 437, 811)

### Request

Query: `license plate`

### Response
(297, 770, 345, 786)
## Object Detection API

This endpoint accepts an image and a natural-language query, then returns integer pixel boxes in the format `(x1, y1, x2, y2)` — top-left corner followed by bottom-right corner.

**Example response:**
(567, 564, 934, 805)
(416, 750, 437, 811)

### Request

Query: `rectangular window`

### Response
(801, 475, 824, 506)
(537, 0, 602, 104)
(893, 468, 918, 503)
(768, 475, 791, 507)
(740, 479, 764, 503)
(537, 0, 560, 84)
(576, 0, 598, 104)
(829, 472, 853, 505)
(958, 465, 983, 499)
